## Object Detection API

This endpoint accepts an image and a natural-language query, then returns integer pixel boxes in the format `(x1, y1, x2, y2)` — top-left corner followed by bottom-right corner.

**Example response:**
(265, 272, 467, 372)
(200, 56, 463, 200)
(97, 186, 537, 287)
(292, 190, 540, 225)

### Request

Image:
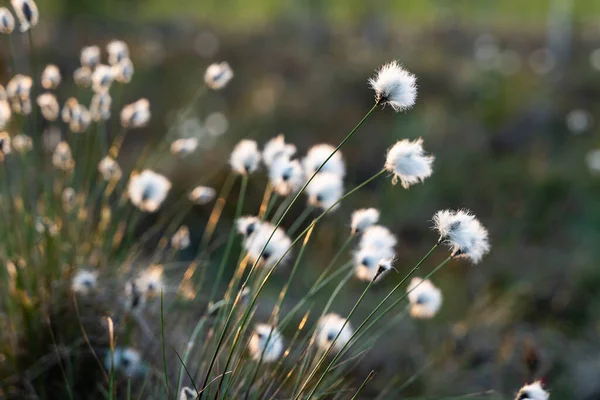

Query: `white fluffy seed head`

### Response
(127, 170, 171, 212)
(73, 66, 93, 88)
(71, 270, 98, 295)
(105, 348, 143, 377)
(230, 139, 261, 175)
(353, 246, 395, 282)
(52, 141, 74, 171)
(91, 64, 115, 94)
(120, 98, 150, 128)
(302, 144, 346, 178)
(244, 222, 292, 269)
(316, 313, 353, 352)
(0, 8, 15, 34)
(41, 64, 61, 90)
(432, 209, 490, 264)
(171, 226, 190, 250)
(12, 134, 31, 153)
(407, 277, 443, 319)
(106, 40, 129, 65)
(90, 92, 112, 121)
(269, 157, 304, 196)
(236, 215, 261, 237)
(369, 60, 417, 112)
(170, 138, 199, 157)
(98, 156, 122, 182)
(351, 208, 380, 235)
(189, 186, 216, 205)
(262, 134, 296, 167)
(385, 138, 434, 189)
(114, 57, 134, 83)
(132, 265, 164, 304)
(37, 93, 59, 121)
(515, 381, 549, 400)
(68, 104, 92, 133)
(359, 225, 397, 251)
(204, 62, 234, 90)
(179, 387, 198, 400)
(11, 0, 38, 32)
(80, 46, 101, 69)
(306, 172, 344, 211)
(249, 324, 284, 363)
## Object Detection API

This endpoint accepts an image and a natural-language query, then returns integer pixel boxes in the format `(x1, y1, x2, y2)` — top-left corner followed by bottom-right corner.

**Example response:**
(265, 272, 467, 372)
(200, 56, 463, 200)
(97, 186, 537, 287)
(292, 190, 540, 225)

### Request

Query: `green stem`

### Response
(351, 371, 375, 400)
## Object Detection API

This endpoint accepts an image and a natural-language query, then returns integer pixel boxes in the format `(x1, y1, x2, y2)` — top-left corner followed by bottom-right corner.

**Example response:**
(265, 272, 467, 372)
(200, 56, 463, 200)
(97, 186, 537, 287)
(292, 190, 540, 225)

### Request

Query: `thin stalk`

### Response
(287, 206, 313, 237)
(160, 292, 171, 399)
(350, 371, 375, 400)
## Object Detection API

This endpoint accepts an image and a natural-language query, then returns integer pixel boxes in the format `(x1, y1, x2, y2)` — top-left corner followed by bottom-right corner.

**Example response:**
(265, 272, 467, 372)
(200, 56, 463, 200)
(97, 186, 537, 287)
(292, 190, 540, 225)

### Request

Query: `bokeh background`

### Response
(14, 0, 600, 398)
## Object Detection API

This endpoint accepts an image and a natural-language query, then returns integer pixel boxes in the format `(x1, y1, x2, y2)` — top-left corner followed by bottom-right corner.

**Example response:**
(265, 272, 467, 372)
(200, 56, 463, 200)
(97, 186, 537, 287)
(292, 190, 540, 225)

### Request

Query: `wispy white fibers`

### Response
(230, 139, 261, 175)
(407, 277, 442, 319)
(0, 8, 15, 34)
(125, 265, 164, 311)
(306, 172, 344, 211)
(11, 0, 38, 32)
(316, 313, 353, 352)
(236, 215, 260, 237)
(36, 93, 60, 121)
(104, 347, 144, 377)
(244, 222, 291, 268)
(385, 138, 434, 189)
(432, 209, 490, 264)
(170, 137, 199, 157)
(114, 57, 134, 84)
(262, 134, 296, 167)
(127, 170, 171, 212)
(120, 98, 150, 128)
(179, 387, 198, 400)
(171, 226, 190, 250)
(302, 144, 346, 178)
(359, 225, 397, 251)
(106, 40, 129, 65)
(249, 324, 284, 363)
(369, 60, 417, 111)
(90, 92, 112, 122)
(188, 186, 216, 205)
(351, 208, 380, 235)
(269, 157, 304, 196)
(98, 156, 122, 182)
(80, 46, 100, 69)
(71, 270, 98, 295)
(353, 246, 395, 281)
(514, 381, 550, 400)
(204, 62, 234, 90)
(91, 64, 115, 94)
(41, 64, 61, 90)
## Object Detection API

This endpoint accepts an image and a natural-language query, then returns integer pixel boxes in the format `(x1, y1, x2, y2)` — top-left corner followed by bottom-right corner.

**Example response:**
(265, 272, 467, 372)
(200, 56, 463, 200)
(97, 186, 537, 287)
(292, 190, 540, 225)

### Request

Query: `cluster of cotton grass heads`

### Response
(0, 3, 541, 399)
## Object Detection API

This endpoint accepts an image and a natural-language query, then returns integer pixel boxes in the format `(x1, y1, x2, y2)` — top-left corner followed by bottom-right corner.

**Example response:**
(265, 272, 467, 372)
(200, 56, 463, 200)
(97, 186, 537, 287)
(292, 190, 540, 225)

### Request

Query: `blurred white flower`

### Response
(61, 97, 78, 123)
(41, 64, 61, 90)
(407, 277, 442, 319)
(61, 187, 76, 212)
(179, 387, 198, 400)
(0, 8, 15, 34)
(73, 66, 93, 88)
(92, 64, 115, 93)
(204, 62, 233, 90)
(36, 93, 60, 121)
(120, 98, 150, 128)
(68, 103, 92, 133)
(90, 92, 112, 121)
(11, 0, 38, 32)
(71, 270, 98, 295)
(316, 313, 353, 352)
(171, 226, 190, 250)
(565, 109, 592, 135)
(269, 157, 304, 196)
(263, 134, 296, 167)
(52, 141, 74, 171)
(236, 215, 260, 237)
(106, 40, 129, 65)
(249, 324, 284, 363)
(98, 156, 122, 182)
(170, 138, 199, 157)
(0, 101, 12, 129)
(80, 46, 100, 69)
(205, 112, 228, 136)
(105, 348, 144, 377)
(385, 138, 434, 189)
(244, 222, 291, 269)
(529, 48, 556, 75)
(7, 74, 32, 114)
(353, 246, 395, 281)
(230, 139, 261, 175)
(303, 144, 345, 178)
(586, 149, 600, 174)
(432, 209, 490, 264)
(473, 34, 499, 68)
(306, 172, 344, 211)
(12, 134, 31, 153)
(351, 208, 380, 235)
(114, 57, 134, 84)
(514, 381, 549, 400)
(369, 61, 417, 111)
(135, 265, 164, 300)
(359, 225, 397, 251)
(189, 186, 216, 205)
(128, 170, 171, 212)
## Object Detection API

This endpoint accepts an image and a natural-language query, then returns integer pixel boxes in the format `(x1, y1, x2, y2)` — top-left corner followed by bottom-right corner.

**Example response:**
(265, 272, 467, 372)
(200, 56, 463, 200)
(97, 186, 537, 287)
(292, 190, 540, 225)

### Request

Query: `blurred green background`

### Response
(16, 0, 600, 398)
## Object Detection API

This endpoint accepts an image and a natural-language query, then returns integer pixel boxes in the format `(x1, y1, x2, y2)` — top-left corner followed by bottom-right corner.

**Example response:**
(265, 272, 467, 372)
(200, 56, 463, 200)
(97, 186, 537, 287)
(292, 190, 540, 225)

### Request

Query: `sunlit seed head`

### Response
(104, 347, 144, 377)
(106, 40, 129, 66)
(236, 215, 261, 237)
(171, 226, 191, 250)
(306, 172, 344, 211)
(407, 277, 443, 319)
(359, 225, 397, 251)
(385, 138, 434, 189)
(68, 104, 92, 133)
(34, 217, 60, 236)
(90, 92, 112, 121)
(73, 66, 93, 88)
(514, 381, 549, 400)
(245, 222, 292, 269)
(262, 134, 296, 167)
(0, 7, 15, 34)
(61, 187, 76, 212)
(302, 144, 346, 178)
(351, 208, 380, 235)
(204, 62, 234, 90)
(10, 98, 31, 115)
(0, 131, 12, 156)
(373, 257, 395, 282)
(91, 64, 115, 94)
(369, 61, 417, 111)
(10, 0, 38, 32)
(113, 57, 134, 83)
(61, 97, 79, 123)
(127, 169, 171, 212)
(120, 98, 150, 129)
(12, 134, 31, 154)
(6, 75, 32, 114)
(230, 139, 261, 175)
(80, 46, 100, 69)
(52, 141, 74, 172)
(71, 269, 98, 295)
(188, 186, 216, 205)
(316, 313, 353, 352)
(249, 324, 284, 363)
(41, 64, 61, 90)
(98, 156, 122, 182)
(179, 387, 198, 400)
(0, 100, 11, 129)
(353, 246, 395, 281)
(170, 138, 199, 157)
(432, 209, 490, 264)
(134, 265, 164, 301)
(269, 157, 304, 196)
(36, 93, 60, 121)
